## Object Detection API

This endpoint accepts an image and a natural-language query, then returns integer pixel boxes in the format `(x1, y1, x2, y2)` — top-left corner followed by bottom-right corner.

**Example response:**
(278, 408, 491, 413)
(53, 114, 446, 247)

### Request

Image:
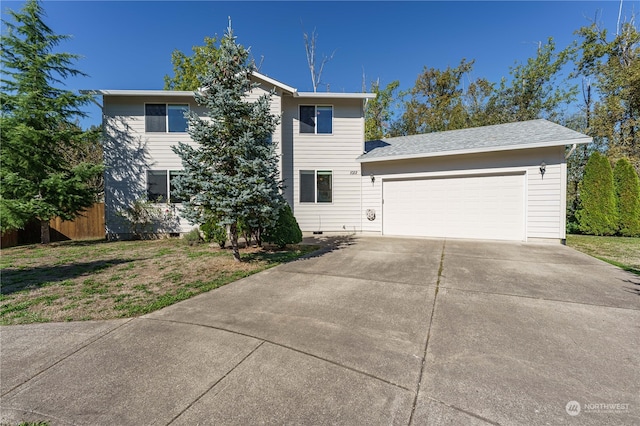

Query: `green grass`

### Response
(1, 238, 318, 325)
(566, 234, 640, 275)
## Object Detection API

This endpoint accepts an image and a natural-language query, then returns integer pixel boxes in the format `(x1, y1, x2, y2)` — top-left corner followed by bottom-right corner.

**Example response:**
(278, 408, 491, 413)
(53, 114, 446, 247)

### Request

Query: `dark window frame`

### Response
(146, 169, 185, 204)
(145, 103, 189, 133)
(298, 105, 333, 134)
(299, 170, 333, 203)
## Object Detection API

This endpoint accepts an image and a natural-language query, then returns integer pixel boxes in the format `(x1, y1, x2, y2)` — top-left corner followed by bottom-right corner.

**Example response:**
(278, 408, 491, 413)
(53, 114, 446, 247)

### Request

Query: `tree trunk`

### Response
(227, 222, 241, 262)
(254, 227, 262, 248)
(40, 219, 51, 244)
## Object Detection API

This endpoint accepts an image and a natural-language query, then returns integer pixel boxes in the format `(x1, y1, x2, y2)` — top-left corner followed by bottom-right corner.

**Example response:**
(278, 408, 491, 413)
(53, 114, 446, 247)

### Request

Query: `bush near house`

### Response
(613, 158, 640, 237)
(576, 152, 618, 236)
(262, 204, 303, 249)
(200, 217, 228, 248)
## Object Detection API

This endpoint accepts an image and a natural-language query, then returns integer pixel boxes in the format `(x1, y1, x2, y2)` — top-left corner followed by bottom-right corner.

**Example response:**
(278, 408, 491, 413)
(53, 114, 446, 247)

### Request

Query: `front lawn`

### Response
(566, 234, 640, 275)
(0, 238, 317, 325)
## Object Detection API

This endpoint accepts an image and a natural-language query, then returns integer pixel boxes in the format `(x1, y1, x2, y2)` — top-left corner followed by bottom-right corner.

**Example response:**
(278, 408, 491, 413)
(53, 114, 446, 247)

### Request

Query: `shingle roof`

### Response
(358, 119, 591, 163)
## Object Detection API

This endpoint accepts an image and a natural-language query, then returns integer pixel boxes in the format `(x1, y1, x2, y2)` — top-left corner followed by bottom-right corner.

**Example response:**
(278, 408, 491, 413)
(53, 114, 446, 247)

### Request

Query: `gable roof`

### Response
(358, 119, 591, 163)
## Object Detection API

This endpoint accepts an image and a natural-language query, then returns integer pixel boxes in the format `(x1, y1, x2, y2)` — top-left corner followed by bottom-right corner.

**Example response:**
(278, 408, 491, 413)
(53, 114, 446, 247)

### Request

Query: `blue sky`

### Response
(2, 1, 636, 128)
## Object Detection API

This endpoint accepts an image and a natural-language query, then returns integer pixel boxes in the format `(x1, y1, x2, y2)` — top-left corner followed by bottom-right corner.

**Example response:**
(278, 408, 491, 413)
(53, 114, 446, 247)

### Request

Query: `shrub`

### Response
(613, 158, 640, 237)
(262, 203, 302, 248)
(183, 228, 202, 246)
(576, 152, 618, 235)
(200, 218, 227, 248)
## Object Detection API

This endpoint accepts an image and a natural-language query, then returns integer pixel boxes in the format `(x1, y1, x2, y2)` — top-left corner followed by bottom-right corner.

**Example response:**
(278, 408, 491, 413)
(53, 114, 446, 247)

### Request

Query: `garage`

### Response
(383, 173, 526, 241)
(359, 120, 593, 242)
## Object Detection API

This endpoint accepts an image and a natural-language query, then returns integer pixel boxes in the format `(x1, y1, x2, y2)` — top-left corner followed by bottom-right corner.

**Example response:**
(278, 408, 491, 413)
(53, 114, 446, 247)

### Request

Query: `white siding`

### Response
(102, 85, 286, 237)
(103, 96, 203, 236)
(282, 97, 365, 232)
(246, 83, 284, 183)
(361, 146, 567, 241)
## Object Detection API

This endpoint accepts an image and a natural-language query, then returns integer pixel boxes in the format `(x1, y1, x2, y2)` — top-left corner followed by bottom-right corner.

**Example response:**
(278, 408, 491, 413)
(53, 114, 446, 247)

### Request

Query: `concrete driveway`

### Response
(1, 236, 639, 425)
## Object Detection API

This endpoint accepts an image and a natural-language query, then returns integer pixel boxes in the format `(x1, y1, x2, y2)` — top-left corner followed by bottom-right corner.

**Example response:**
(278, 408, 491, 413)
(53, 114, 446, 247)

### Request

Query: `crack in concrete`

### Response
(439, 286, 640, 312)
(0, 318, 135, 398)
(166, 340, 266, 425)
(274, 267, 439, 288)
(408, 239, 446, 425)
(426, 396, 502, 425)
(144, 317, 413, 393)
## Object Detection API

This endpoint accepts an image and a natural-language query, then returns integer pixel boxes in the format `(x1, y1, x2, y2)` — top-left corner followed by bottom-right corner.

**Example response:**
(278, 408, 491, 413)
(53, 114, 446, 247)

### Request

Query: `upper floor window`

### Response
(145, 104, 189, 133)
(299, 105, 332, 134)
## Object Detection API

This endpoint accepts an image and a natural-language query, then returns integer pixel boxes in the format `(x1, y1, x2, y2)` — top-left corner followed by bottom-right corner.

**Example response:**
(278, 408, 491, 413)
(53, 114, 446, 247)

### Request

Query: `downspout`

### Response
(562, 143, 578, 245)
(360, 98, 366, 234)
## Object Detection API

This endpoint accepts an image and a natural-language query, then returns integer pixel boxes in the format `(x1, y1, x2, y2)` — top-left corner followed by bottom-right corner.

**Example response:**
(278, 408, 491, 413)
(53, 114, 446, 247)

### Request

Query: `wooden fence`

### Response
(0, 203, 105, 248)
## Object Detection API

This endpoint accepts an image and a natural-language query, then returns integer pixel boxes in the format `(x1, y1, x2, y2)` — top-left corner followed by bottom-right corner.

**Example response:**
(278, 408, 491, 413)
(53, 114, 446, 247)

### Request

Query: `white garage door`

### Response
(383, 173, 525, 241)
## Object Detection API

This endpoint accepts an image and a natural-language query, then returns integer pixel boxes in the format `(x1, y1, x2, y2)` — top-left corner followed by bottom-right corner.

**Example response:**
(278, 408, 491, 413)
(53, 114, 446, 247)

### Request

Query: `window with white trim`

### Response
(300, 170, 332, 203)
(146, 170, 185, 203)
(299, 105, 332, 134)
(145, 104, 189, 133)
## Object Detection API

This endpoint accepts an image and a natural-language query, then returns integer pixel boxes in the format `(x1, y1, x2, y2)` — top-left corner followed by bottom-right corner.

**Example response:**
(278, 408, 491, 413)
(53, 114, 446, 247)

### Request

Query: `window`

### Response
(146, 170, 185, 203)
(299, 170, 332, 203)
(299, 105, 332, 134)
(145, 104, 189, 133)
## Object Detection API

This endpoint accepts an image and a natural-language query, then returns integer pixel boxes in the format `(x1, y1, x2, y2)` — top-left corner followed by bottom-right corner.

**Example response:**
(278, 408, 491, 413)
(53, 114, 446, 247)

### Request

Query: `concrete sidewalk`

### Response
(1, 236, 639, 425)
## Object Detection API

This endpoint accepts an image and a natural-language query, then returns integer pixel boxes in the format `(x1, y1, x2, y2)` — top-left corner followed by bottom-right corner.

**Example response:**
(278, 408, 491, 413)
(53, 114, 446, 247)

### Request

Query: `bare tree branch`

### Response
(302, 25, 336, 92)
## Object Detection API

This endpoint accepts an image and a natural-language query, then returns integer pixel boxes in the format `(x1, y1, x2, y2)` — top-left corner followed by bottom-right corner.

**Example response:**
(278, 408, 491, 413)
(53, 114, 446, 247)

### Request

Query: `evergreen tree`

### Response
(171, 24, 282, 261)
(262, 204, 303, 249)
(613, 158, 640, 237)
(576, 152, 618, 235)
(0, 0, 103, 243)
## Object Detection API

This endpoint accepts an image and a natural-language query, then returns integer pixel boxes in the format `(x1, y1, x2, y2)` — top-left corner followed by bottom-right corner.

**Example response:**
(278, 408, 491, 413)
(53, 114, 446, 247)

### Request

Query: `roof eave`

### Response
(295, 92, 376, 99)
(80, 89, 196, 97)
(357, 137, 593, 163)
(250, 71, 297, 94)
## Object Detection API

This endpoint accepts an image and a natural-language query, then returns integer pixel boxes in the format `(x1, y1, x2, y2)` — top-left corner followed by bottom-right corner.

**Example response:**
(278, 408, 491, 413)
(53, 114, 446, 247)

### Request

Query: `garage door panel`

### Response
(383, 174, 525, 241)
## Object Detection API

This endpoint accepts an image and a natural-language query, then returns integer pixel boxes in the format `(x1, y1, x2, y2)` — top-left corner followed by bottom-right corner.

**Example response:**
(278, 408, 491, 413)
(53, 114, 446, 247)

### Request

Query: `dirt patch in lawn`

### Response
(0, 238, 318, 325)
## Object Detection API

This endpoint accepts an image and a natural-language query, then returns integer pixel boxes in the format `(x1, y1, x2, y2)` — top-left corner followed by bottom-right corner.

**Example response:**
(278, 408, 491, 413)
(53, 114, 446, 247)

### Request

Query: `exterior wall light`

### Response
(370, 173, 375, 183)
(539, 162, 546, 177)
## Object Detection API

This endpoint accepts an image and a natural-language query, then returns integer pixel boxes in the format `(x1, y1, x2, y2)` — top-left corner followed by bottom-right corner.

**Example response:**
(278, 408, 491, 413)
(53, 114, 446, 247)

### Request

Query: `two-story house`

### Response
(87, 72, 590, 243)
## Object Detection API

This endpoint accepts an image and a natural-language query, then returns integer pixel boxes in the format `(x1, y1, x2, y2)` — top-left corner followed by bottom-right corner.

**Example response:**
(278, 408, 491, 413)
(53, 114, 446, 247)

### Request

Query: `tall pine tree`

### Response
(172, 23, 283, 261)
(0, 0, 103, 243)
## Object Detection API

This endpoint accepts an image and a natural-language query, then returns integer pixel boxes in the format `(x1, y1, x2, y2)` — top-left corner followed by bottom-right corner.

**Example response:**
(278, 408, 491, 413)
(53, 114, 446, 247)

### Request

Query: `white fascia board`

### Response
(357, 137, 593, 163)
(80, 89, 196, 97)
(295, 92, 376, 99)
(251, 71, 297, 94)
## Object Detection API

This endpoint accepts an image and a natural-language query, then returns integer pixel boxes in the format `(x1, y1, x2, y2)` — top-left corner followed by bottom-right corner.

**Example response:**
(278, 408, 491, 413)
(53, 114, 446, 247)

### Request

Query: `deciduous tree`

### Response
(491, 38, 577, 123)
(575, 16, 640, 172)
(164, 36, 219, 91)
(365, 79, 399, 140)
